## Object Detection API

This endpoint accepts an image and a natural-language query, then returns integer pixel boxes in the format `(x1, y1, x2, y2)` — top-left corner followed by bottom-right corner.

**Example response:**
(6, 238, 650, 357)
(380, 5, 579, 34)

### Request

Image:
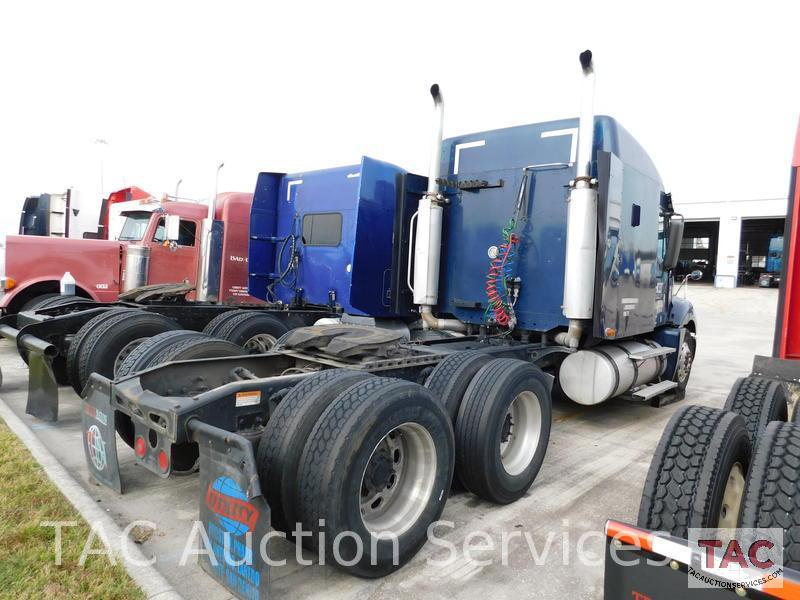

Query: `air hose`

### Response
(266, 217, 300, 303)
(485, 220, 518, 327)
(484, 171, 529, 328)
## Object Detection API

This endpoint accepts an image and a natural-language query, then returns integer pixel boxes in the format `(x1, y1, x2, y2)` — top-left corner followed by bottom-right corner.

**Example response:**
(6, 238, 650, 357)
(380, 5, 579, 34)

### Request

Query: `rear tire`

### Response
(215, 311, 289, 353)
(19, 293, 61, 312)
(201, 310, 246, 337)
(257, 369, 373, 535)
(74, 311, 180, 394)
(424, 351, 491, 424)
(66, 309, 140, 392)
(455, 359, 552, 504)
(723, 375, 788, 446)
(740, 421, 800, 569)
(273, 330, 294, 348)
(116, 330, 206, 378)
(145, 334, 245, 366)
(297, 377, 454, 577)
(38, 295, 94, 310)
(637, 405, 751, 537)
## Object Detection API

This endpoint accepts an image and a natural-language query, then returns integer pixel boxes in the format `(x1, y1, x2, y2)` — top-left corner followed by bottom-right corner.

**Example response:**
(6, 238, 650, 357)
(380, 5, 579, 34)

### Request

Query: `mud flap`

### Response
(81, 375, 122, 493)
(752, 354, 800, 383)
(26, 351, 60, 421)
(190, 420, 270, 600)
(15, 331, 62, 421)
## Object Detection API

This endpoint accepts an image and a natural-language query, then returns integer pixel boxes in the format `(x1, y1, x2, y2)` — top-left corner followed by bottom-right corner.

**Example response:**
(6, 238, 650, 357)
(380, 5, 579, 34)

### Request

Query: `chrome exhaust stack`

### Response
(575, 50, 596, 180)
(556, 50, 598, 349)
(196, 161, 225, 302)
(411, 84, 466, 333)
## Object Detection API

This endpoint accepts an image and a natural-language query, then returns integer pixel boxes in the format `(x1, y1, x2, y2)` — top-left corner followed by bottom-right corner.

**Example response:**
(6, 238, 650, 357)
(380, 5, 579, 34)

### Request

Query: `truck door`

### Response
(297, 211, 348, 304)
(146, 216, 200, 288)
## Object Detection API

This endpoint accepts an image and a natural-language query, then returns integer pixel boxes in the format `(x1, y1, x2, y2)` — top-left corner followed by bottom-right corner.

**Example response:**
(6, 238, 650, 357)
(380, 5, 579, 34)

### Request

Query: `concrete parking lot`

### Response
(0, 285, 779, 599)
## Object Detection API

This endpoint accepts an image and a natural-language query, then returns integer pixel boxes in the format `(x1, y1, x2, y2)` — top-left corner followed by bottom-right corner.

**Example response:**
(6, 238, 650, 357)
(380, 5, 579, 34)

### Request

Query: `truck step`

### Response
(632, 379, 678, 400)
(627, 347, 675, 361)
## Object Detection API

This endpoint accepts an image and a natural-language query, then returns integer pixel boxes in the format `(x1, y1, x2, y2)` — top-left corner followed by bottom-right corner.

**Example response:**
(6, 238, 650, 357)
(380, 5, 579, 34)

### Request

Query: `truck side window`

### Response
(302, 213, 342, 246)
(152, 218, 196, 246)
(153, 219, 166, 243)
(657, 213, 666, 261)
(178, 221, 197, 246)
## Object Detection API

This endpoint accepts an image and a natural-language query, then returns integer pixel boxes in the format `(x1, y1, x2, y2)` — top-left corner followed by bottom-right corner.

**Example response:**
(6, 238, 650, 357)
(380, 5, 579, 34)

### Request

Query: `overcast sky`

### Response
(1, 1, 797, 235)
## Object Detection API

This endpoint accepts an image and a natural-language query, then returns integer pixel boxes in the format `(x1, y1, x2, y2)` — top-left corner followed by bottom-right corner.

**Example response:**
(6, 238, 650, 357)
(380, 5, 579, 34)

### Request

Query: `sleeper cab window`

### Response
(302, 212, 343, 246)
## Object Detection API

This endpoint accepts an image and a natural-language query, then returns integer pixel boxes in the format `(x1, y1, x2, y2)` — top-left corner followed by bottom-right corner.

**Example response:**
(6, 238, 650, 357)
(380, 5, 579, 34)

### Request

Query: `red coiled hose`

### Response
(485, 234, 518, 327)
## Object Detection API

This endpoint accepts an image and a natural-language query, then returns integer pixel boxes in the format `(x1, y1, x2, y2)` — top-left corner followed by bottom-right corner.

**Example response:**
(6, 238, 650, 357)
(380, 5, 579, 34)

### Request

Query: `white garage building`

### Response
(674, 197, 788, 288)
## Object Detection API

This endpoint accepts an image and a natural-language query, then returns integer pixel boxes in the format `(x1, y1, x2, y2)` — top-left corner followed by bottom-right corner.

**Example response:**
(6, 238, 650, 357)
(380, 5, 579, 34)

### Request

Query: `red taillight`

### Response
(157, 450, 169, 472)
(134, 436, 146, 458)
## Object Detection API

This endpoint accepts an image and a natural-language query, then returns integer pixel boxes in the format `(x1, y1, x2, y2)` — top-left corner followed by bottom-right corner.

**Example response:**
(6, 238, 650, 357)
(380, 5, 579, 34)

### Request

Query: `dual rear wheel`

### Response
(66, 309, 180, 394)
(638, 375, 798, 569)
(66, 309, 294, 394)
(424, 352, 552, 503)
(258, 353, 552, 576)
(202, 310, 290, 354)
(260, 371, 452, 577)
(20, 293, 92, 313)
(638, 405, 752, 537)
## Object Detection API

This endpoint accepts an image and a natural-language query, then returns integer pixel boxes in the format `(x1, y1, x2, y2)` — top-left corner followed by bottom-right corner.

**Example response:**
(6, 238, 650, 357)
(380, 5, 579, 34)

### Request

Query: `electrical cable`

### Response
(266, 216, 300, 303)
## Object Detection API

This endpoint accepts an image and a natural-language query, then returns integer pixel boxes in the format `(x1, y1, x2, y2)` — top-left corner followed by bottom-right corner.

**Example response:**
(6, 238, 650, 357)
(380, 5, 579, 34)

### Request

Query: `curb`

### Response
(0, 397, 183, 600)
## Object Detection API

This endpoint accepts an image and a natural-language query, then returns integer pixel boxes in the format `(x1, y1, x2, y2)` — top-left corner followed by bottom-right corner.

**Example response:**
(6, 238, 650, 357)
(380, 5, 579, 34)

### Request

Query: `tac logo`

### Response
(205, 476, 259, 537)
(688, 528, 784, 589)
(86, 425, 107, 471)
(698, 538, 776, 570)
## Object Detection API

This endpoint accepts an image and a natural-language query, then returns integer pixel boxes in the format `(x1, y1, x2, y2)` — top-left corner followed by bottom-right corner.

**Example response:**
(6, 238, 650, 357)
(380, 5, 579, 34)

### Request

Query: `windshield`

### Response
(118, 212, 153, 241)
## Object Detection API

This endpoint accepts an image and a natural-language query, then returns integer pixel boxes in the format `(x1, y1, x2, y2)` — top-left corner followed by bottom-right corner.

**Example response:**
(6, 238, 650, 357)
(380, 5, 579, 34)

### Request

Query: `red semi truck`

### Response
(1, 191, 261, 312)
(0, 189, 335, 421)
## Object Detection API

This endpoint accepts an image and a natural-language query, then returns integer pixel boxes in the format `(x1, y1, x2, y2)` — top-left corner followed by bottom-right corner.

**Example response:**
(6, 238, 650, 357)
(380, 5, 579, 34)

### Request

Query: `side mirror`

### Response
(165, 214, 181, 242)
(663, 214, 684, 271)
(690, 269, 703, 281)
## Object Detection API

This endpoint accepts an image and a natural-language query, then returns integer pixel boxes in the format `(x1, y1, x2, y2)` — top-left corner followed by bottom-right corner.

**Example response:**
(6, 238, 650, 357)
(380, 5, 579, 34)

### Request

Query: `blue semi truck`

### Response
(602, 117, 800, 600)
(70, 51, 697, 598)
(759, 234, 784, 287)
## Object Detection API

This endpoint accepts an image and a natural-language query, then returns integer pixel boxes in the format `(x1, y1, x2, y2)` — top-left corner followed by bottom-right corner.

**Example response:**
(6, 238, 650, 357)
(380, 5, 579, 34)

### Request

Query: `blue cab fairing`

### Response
(248, 157, 407, 316)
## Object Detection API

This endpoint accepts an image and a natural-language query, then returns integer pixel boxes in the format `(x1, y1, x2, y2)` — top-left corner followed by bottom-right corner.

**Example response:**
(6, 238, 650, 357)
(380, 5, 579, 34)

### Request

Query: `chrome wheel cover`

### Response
(360, 422, 437, 538)
(499, 391, 542, 476)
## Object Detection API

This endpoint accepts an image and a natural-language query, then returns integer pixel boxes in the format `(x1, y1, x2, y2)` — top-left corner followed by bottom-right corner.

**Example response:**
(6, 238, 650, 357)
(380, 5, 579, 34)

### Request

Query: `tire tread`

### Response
(724, 375, 788, 445)
(638, 405, 749, 537)
(740, 421, 800, 568)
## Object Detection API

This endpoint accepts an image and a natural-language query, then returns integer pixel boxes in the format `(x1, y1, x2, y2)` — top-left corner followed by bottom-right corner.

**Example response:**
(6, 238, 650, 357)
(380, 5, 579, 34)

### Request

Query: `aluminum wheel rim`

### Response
(360, 422, 437, 538)
(676, 339, 694, 383)
(718, 462, 746, 529)
(114, 338, 148, 376)
(499, 391, 542, 476)
(243, 333, 277, 354)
